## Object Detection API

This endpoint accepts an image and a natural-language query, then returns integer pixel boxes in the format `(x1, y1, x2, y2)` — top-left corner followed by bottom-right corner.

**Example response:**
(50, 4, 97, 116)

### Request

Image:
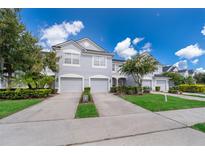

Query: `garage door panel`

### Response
(61, 78, 82, 92)
(91, 78, 108, 93)
(156, 80, 166, 91)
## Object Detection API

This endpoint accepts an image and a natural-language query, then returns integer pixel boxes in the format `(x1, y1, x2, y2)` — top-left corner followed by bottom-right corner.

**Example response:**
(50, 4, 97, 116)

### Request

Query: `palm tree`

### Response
(119, 52, 159, 93)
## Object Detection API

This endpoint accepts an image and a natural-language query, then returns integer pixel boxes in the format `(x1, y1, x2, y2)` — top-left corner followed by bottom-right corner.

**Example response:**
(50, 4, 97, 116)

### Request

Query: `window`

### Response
(64, 53, 80, 65)
(112, 63, 116, 72)
(93, 56, 106, 68)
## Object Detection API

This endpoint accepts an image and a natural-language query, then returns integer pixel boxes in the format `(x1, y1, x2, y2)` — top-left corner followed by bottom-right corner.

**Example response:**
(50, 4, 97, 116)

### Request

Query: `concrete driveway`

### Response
(92, 93, 148, 117)
(1, 92, 205, 145)
(0, 93, 81, 124)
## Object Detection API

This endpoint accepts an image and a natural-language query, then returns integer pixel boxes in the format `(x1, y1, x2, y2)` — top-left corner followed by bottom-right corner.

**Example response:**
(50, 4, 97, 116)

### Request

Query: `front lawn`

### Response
(75, 103, 99, 118)
(183, 94, 205, 98)
(122, 94, 205, 112)
(0, 99, 42, 119)
(192, 123, 205, 133)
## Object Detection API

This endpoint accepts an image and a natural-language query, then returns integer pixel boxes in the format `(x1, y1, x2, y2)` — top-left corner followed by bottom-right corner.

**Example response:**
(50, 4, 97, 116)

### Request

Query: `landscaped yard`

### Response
(0, 99, 42, 119)
(75, 103, 99, 118)
(192, 123, 205, 133)
(122, 94, 205, 112)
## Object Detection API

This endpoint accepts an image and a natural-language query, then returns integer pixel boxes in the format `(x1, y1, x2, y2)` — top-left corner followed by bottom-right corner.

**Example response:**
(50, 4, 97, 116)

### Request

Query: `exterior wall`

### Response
(56, 43, 112, 90)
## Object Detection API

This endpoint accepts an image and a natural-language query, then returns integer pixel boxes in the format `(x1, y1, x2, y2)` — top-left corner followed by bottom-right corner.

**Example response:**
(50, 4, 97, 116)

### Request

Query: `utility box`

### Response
(82, 95, 89, 103)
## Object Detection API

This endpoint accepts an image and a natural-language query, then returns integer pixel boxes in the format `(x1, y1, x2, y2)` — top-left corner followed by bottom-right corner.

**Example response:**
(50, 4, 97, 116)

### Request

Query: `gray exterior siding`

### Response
(56, 43, 112, 89)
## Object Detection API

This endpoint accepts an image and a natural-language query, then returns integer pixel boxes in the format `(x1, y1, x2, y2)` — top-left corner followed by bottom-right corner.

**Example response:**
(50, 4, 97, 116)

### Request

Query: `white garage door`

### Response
(142, 80, 152, 88)
(156, 80, 166, 91)
(90, 78, 108, 93)
(60, 77, 83, 92)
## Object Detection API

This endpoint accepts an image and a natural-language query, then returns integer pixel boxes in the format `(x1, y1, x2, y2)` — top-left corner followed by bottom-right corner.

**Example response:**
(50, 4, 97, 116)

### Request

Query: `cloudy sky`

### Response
(21, 8, 205, 72)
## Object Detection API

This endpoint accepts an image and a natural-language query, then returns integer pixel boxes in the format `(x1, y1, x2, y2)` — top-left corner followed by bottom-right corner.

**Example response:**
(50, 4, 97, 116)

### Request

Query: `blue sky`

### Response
(21, 9, 205, 72)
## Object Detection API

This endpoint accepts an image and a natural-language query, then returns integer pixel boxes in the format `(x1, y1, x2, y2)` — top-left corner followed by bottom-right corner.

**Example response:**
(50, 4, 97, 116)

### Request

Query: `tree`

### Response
(194, 73, 205, 84)
(0, 9, 25, 87)
(184, 76, 195, 85)
(163, 72, 185, 86)
(120, 53, 159, 92)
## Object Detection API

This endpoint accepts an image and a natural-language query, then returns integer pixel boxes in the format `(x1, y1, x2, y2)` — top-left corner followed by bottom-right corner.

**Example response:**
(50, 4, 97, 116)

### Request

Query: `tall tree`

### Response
(0, 9, 25, 87)
(194, 73, 205, 84)
(120, 53, 159, 92)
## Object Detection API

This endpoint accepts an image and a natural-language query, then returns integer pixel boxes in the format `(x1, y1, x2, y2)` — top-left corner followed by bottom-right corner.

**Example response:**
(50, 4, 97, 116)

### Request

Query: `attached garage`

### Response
(156, 80, 166, 91)
(60, 76, 83, 93)
(142, 80, 152, 88)
(90, 77, 109, 93)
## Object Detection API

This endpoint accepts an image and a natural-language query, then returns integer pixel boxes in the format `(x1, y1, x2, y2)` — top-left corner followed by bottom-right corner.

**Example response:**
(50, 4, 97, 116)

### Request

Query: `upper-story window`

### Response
(64, 53, 80, 66)
(92, 56, 107, 68)
(112, 63, 116, 72)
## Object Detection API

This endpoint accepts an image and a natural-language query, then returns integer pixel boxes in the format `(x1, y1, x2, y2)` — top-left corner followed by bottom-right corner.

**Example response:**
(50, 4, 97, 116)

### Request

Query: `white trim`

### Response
(63, 49, 81, 54)
(89, 75, 110, 92)
(63, 64, 80, 67)
(58, 74, 84, 93)
(92, 55, 107, 69)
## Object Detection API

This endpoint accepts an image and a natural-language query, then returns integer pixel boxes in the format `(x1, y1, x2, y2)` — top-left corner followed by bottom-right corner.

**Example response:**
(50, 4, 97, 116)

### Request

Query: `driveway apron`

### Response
(0, 93, 81, 123)
(92, 93, 149, 117)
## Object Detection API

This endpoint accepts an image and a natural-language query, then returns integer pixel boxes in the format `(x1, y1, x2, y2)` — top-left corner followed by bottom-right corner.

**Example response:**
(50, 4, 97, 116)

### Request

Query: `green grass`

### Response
(192, 123, 205, 133)
(75, 103, 99, 118)
(122, 94, 205, 112)
(0, 99, 42, 119)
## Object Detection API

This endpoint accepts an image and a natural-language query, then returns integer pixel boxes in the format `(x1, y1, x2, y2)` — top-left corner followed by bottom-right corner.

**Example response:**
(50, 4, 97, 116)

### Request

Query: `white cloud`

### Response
(196, 67, 205, 73)
(174, 60, 188, 70)
(191, 59, 199, 65)
(175, 44, 205, 59)
(114, 38, 137, 59)
(40, 21, 84, 50)
(140, 42, 152, 53)
(132, 37, 144, 45)
(201, 25, 205, 36)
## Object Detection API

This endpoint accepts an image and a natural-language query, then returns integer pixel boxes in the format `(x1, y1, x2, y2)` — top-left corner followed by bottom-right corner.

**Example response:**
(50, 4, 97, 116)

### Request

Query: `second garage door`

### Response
(60, 77, 83, 92)
(90, 78, 108, 93)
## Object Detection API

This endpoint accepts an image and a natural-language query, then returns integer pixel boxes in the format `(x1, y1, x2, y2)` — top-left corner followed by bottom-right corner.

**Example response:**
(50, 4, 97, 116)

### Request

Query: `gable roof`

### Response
(52, 38, 113, 57)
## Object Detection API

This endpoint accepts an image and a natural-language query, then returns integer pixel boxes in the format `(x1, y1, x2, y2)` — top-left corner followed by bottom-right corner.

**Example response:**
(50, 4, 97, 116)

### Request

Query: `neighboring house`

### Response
(112, 57, 169, 92)
(163, 65, 195, 78)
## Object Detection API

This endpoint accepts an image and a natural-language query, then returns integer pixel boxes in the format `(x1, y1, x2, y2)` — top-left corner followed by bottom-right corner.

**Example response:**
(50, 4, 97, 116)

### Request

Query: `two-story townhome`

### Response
(52, 38, 114, 93)
(112, 55, 170, 92)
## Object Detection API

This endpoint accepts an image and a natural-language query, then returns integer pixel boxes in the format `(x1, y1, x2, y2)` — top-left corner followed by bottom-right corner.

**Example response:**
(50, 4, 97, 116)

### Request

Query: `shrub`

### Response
(168, 87, 179, 94)
(179, 84, 205, 93)
(143, 86, 151, 93)
(0, 89, 52, 99)
(155, 86, 160, 91)
(110, 86, 142, 95)
(110, 86, 117, 93)
(84, 87, 91, 92)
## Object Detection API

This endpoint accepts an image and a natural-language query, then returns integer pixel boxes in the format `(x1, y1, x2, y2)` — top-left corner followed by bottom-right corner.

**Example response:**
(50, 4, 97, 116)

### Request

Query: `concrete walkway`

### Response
(92, 93, 148, 117)
(152, 91, 205, 101)
(0, 93, 81, 124)
(157, 107, 205, 126)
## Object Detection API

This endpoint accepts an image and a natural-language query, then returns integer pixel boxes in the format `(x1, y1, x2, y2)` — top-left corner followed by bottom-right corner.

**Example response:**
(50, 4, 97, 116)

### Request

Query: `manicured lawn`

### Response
(122, 94, 205, 112)
(0, 99, 42, 119)
(192, 123, 205, 133)
(75, 103, 99, 118)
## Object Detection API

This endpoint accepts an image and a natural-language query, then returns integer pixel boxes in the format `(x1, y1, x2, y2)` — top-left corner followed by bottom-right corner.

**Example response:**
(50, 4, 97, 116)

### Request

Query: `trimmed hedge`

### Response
(110, 86, 143, 95)
(168, 87, 179, 94)
(179, 84, 205, 93)
(0, 89, 52, 99)
(155, 86, 160, 92)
